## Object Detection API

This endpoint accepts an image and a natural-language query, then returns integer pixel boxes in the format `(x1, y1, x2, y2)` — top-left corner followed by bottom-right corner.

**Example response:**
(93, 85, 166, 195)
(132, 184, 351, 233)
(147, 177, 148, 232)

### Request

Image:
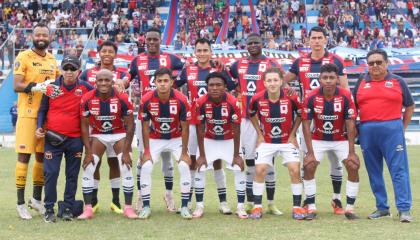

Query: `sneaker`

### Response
(110, 202, 123, 214)
(28, 198, 46, 215)
(163, 194, 177, 212)
(138, 206, 151, 219)
(192, 206, 204, 218)
(267, 203, 283, 216)
(62, 208, 73, 221)
(345, 210, 360, 220)
(219, 202, 232, 215)
(331, 199, 345, 215)
(249, 207, 263, 219)
(180, 207, 193, 219)
(77, 205, 93, 220)
(368, 209, 391, 220)
(244, 202, 254, 213)
(123, 206, 138, 219)
(236, 206, 249, 219)
(305, 209, 317, 220)
(399, 211, 413, 223)
(292, 207, 306, 220)
(136, 195, 143, 214)
(92, 203, 99, 214)
(43, 209, 57, 223)
(17, 204, 32, 220)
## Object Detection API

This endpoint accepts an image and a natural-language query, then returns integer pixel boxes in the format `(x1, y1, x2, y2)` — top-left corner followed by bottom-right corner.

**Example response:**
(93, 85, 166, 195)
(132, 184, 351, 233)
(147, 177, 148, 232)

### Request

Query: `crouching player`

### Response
(301, 64, 360, 220)
(78, 69, 137, 219)
(138, 68, 192, 219)
(194, 72, 246, 219)
(247, 67, 305, 220)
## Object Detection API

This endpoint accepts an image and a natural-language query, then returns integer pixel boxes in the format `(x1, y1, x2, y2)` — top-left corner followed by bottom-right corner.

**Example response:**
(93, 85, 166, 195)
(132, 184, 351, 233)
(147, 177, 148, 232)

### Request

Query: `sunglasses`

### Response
(62, 66, 78, 72)
(367, 60, 384, 66)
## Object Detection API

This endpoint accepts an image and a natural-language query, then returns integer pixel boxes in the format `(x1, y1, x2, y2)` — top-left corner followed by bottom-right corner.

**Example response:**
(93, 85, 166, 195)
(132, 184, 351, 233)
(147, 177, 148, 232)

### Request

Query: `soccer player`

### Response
(284, 26, 349, 214)
(353, 49, 414, 222)
(78, 69, 137, 219)
(229, 33, 282, 214)
(193, 72, 246, 219)
(138, 67, 192, 219)
(13, 23, 60, 219)
(36, 56, 93, 222)
(79, 40, 129, 214)
(175, 38, 233, 214)
(248, 67, 305, 220)
(128, 27, 185, 212)
(301, 64, 360, 220)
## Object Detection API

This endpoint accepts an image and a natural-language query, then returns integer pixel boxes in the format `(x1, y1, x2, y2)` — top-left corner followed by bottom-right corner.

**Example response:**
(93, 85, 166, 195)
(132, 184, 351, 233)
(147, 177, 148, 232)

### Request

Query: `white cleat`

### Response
(219, 202, 233, 215)
(192, 206, 204, 218)
(164, 194, 177, 212)
(28, 198, 45, 215)
(236, 206, 249, 219)
(17, 204, 32, 220)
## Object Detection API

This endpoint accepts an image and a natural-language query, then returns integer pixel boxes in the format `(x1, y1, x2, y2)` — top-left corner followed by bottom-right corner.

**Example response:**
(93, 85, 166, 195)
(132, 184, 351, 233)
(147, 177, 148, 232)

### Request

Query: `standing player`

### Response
(138, 68, 192, 219)
(79, 40, 129, 214)
(301, 64, 360, 220)
(128, 27, 184, 212)
(248, 67, 305, 220)
(13, 23, 60, 219)
(284, 26, 349, 214)
(229, 33, 282, 214)
(78, 69, 137, 219)
(194, 72, 246, 219)
(175, 38, 233, 214)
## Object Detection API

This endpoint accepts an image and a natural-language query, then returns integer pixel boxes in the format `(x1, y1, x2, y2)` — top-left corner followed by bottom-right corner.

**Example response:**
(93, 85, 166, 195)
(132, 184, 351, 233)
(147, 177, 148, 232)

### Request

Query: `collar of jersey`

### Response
(319, 86, 339, 96)
(208, 93, 227, 104)
(247, 55, 267, 63)
(264, 89, 284, 101)
(307, 51, 329, 61)
(364, 72, 393, 82)
(153, 88, 175, 99)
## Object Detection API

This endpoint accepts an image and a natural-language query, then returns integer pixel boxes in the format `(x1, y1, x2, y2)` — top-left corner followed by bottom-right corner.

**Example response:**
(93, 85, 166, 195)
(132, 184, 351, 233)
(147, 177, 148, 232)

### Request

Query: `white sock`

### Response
(161, 152, 174, 195)
(140, 161, 153, 204)
(82, 155, 99, 194)
(213, 169, 226, 189)
(303, 179, 316, 210)
(291, 183, 303, 196)
(252, 181, 264, 208)
(178, 161, 191, 196)
(346, 180, 359, 210)
(194, 170, 206, 203)
(110, 178, 120, 189)
(93, 179, 99, 190)
(117, 153, 134, 195)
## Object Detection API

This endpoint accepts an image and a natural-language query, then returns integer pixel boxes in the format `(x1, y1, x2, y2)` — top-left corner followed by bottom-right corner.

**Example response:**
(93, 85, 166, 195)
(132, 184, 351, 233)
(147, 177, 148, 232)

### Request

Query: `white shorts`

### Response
(240, 118, 257, 160)
(149, 137, 182, 164)
(312, 140, 349, 163)
(136, 119, 144, 152)
(188, 125, 198, 156)
(255, 142, 300, 166)
(92, 133, 126, 157)
(197, 138, 240, 171)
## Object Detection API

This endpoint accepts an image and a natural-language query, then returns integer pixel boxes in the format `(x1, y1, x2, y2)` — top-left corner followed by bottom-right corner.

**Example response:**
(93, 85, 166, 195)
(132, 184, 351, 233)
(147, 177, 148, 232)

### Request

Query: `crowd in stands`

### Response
(0, 0, 420, 55)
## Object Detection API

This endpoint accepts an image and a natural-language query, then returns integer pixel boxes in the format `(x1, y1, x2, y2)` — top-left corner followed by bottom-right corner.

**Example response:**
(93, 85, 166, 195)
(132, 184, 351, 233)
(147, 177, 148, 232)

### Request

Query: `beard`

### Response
(33, 40, 50, 50)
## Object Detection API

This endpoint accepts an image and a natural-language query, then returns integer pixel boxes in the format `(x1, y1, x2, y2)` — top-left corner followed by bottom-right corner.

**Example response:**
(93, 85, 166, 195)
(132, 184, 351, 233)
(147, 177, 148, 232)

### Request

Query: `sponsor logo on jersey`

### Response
(96, 116, 117, 120)
(305, 72, 320, 78)
(318, 115, 338, 120)
(208, 119, 227, 124)
(265, 117, 286, 123)
(156, 117, 174, 122)
(243, 74, 261, 81)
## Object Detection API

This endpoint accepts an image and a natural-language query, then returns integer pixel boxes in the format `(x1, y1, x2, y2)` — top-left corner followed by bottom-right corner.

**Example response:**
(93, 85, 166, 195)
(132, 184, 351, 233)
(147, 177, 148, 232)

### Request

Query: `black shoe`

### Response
(62, 208, 73, 221)
(368, 209, 391, 219)
(44, 210, 57, 223)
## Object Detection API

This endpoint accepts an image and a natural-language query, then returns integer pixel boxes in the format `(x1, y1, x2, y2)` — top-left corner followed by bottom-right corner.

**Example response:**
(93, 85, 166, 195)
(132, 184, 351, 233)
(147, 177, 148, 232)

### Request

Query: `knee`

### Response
(288, 166, 300, 179)
(255, 165, 267, 178)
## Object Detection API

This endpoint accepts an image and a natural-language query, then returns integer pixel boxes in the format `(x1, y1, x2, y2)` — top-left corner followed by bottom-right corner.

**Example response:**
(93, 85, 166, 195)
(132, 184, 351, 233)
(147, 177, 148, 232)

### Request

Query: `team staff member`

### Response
(36, 56, 93, 222)
(353, 49, 414, 223)
(13, 22, 60, 220)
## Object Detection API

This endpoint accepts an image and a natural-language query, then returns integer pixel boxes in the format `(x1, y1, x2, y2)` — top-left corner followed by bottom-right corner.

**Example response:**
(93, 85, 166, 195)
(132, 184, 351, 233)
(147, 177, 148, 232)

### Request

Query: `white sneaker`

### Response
(163, 194, 176, 212)
(136, 195, 143, 214)
(192, 206, 204, 218)
(219, 202, 232, 215)
(28, 198, 45, 215)
(17, 204, 32, 220)
(236, 206, 248, 219)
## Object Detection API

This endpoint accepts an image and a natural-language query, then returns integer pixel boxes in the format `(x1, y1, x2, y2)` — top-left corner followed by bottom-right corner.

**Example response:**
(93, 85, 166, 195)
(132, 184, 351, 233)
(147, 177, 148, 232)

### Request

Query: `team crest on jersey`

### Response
(45, 151, 53, 160)
(75, 88, 83, 96)
(363, 83, 371, 89)
(334, 102, 342, 112)
(385, 81, 393, 88)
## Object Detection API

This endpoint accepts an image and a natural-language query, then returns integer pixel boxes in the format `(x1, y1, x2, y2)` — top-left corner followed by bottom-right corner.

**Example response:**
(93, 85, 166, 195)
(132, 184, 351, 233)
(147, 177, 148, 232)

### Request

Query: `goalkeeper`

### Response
(12, 23, 61, 220)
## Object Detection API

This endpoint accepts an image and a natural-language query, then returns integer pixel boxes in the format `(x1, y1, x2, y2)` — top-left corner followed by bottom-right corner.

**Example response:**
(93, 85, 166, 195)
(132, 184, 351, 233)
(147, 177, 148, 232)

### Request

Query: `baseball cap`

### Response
(61, 55, 81, 69)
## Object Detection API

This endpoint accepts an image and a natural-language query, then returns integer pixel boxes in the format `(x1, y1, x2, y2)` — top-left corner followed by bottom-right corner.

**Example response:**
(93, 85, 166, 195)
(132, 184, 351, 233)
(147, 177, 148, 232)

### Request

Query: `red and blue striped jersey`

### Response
(249, 89, 301, 144)
(81, 88, 133, 135)
(302, 87, 357, 141)
(140, 89, 191, 139)
(196, 93, 241, 140)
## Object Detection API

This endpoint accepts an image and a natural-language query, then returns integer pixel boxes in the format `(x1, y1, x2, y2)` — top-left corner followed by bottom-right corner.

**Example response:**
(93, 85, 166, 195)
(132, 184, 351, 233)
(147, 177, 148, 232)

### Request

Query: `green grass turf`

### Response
(0, 146, 419, 240)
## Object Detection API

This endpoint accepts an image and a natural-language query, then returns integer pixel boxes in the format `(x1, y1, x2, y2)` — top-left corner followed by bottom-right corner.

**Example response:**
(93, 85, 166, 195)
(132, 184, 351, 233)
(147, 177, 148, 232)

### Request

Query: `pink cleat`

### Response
(124, 206, 138, 219)
(77, 205, 93, 220)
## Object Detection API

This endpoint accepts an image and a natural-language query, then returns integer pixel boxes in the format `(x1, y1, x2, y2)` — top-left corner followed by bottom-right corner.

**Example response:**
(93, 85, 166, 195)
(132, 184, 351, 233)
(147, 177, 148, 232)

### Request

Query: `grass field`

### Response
(0, 146, 419, 240)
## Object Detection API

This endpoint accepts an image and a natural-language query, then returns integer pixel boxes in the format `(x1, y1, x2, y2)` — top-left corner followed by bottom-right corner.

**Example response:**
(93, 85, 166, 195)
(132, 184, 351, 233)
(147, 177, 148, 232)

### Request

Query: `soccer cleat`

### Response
(305, 209, 317, 220)
(368, 209, 391, 220)
(123, 206, 138, 219)
(180, 207, 193, 219)
(192, 206, 204, 218)
(138, 206, 151, 219)
(219, 202, 233, 215)
(136, 195, 143, 213)
(244, 202, 254, 213)
(43, 209, 57, 223)
(163, 194, 177, 212)
(110, 202, 123, 214)
(61, 208, 73, 221)
(292, 207, 306, 220)
(248, 207, 263, 219)
(267, 203, 283, 216)
(17, 204, 32, 220)
(92, 203, 99, 214)
(77, 205, 93, 220)
(28, 198, 46, 215)
(345, 210, 360, 220)
(236, 206, 249, 219)
(399, 211, 413, 223)
(331, 199, 345, 215)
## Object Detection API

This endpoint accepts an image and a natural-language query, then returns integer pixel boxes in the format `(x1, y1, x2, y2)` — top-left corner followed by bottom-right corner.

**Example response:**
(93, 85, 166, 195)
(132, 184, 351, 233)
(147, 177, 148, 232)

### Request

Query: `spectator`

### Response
(10, 101, 18, 131)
